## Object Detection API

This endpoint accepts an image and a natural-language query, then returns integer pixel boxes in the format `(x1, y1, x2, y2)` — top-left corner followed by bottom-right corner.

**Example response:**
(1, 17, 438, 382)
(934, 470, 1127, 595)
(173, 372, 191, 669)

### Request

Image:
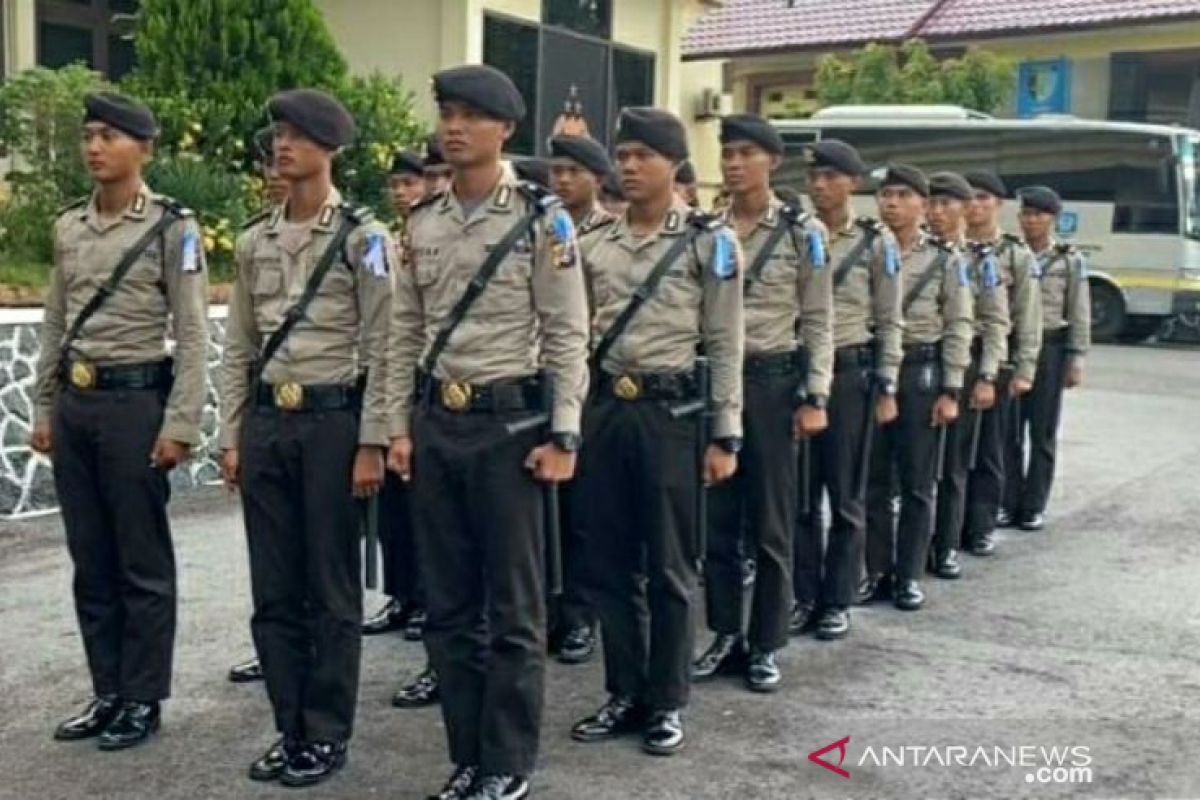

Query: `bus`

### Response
(771, 106, 1200, 342)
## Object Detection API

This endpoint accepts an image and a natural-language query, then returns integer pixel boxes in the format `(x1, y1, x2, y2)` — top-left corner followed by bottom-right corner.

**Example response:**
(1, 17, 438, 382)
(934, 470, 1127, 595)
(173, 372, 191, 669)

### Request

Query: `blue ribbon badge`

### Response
(807, 229, 827, 269)
(712, 228, 737, 280)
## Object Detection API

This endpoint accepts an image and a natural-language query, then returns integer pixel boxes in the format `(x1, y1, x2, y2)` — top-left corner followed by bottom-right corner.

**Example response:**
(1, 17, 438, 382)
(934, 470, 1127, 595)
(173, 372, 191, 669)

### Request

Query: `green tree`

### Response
(897, 39, 944, 104)
(336, 73, 426, 216)
(849, 43, 901, 105)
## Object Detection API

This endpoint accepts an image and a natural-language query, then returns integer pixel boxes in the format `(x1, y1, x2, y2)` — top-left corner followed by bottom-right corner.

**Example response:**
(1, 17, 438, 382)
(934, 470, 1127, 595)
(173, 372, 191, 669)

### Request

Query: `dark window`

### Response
(541, 29, 609, 148)
(38, 21, 95, 68)
(544, 0, 611, 39)
(1110, 48, 1200, 127)
(483, 14, 540, 155)
(611, 47, 655, 120)
(36, 0, 139, 78)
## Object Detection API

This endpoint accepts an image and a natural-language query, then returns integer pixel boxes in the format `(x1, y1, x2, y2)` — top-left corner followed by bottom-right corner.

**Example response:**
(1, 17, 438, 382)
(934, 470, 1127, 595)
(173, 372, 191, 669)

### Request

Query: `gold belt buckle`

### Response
(273, 382, 304, 410)
(613, 375, 641, 401)
(440, 380, 472, 411)
(69, 360, 97, 390)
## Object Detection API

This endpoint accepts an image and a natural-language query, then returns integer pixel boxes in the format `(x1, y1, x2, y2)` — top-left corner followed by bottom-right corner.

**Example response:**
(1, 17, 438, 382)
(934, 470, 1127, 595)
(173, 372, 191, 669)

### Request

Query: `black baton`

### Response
(934, 423, 947, 483)
(362, 493, 379, 590)
(855, 379, 879, 499)
(669, 356, 711, 570)
(505, 410, 563, 598)
(968, 407, 984, 470)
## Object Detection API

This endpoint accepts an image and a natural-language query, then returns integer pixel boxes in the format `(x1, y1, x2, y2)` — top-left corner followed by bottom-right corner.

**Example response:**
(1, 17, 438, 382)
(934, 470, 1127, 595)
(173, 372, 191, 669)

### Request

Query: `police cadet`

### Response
(32, 91, 208, 751)
(599, 172, 628, 218)
(926, 172, 1010, 578)
(863, 165, 972, 610)
(792, 140, 903, 636)
(675, 159, 701, 208)
(692, 113, 832, 690)
(219, 89, 394, 787)
(1010, 186, 1090, 531)
(547, 133, 615, 666)
(387, 64, 589, 800)
(513, 156, 552, 189)
(570, 107, 743, 756)
(424, 136, 453, 196)
(962, 171, 1042, 555)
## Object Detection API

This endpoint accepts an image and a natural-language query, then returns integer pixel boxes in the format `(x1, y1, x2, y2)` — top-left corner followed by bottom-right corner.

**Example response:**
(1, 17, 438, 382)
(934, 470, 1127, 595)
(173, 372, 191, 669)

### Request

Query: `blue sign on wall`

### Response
(1018, 58, 1072, 117)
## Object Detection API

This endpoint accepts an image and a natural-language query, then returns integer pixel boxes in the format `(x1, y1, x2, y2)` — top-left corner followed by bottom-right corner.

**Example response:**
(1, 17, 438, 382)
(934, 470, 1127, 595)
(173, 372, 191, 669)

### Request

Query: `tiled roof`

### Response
(684, 0, 1200, 58)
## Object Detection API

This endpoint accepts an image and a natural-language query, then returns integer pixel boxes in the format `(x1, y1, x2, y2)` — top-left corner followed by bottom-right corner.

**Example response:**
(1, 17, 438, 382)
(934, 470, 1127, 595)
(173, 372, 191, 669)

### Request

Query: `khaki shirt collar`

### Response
(437, 168, 519, 227)
(826, 203, 858, 240)
(81, 182, 154, 232)
(607, 200, 694, 252)
(718, 195, 782, 233)
(266, 187, 344, 237)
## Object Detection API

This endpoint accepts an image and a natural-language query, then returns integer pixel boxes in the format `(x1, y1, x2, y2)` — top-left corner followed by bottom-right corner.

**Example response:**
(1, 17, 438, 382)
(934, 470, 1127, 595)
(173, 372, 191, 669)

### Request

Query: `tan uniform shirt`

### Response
(34, 185, 210, 445)
(897, 232, 974, 390)
(583, 202, 745, 438)
(971, 232, 1043, 383)
(960, 238, 1012, 378)
(1034, 241, 1091, 366)
(219, 188, 395, 448)
(823, 210, 904, 384)
(388, 174, 591, 437)
(726, 198, 834, 398)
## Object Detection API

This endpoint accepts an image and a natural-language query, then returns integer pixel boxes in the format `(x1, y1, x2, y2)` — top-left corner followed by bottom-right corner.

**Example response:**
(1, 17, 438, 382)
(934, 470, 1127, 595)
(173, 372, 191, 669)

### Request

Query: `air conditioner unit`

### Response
(695, 88, 730, 120)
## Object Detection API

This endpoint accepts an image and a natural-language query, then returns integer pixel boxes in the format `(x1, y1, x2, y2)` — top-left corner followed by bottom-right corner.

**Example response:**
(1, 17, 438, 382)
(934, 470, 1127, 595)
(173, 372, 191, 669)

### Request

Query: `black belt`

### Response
(834, 343, 874, 372)
(426, 376, 542, 414)
(902, 342, 941, 364)
(598, 370, 695, 402)
(63, 359, 171, 391)
(255, 382, 361, 412)
(744, 350, 800, 378)
(1043, 327, 1069, 344)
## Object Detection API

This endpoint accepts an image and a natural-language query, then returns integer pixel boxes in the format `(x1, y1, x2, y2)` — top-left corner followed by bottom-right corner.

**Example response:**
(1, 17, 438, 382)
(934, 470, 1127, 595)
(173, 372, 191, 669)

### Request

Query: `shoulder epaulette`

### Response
(1055, 242, 1074, 256)
(927, 233, 952, 253)
(1001, 232, 1025, 246)
(780, 204, 811, 227)
(340, 203, 375, 226)
(56, 196, 89, 217)
(241, 207, 275, 231)
(856, 216, 886, 235)
(688, 210, 723, 232)
(153, 195, 194, 219)
(409, 190, 445, 215)
(514, 180, 559, 215)
(580, 215, 616, 237)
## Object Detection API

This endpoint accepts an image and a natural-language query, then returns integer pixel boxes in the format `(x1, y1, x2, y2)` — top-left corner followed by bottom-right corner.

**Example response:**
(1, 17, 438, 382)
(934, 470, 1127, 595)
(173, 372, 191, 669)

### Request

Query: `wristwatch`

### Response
(805, 394, 828, 410)
(713, 436, 743, 454)
(879, 379, 898, 397)
(551, 432, 582, 452)
(978, 372, 996, 384)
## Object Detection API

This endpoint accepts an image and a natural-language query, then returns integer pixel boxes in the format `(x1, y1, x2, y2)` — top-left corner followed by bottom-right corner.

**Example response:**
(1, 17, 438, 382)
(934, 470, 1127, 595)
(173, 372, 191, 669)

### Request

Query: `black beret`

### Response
(802, 139, 866, 176)
(423, 137, 446, 168)
(390, 150, 424, 176)
(433, 64, 526, 122)
(600, 172, 625, 200)
(879, 163, 929, 197)
(614, 107, 689, 161)
(513, 157, 551, 188)
(83, 91, 157, 141)
(964, 170, 1007, 198)
(268, 88, 355, 149)
(928, 171, 973, 202)
(549, 135, 612, 176)
(1018, 185, 1062, 215)
(720, 113, 784, 156)
(676, 160, 697, 184)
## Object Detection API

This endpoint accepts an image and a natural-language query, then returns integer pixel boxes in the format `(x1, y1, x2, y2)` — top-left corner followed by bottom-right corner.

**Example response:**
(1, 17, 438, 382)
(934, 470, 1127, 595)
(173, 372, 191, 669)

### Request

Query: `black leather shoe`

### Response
(428, 764, 479, 800)
(96, 701, 160, 751)
(855, 573, 892, 605)
(788, 600, 816, 635)
(404, 608, 427, 641)
(571, 695, 647, 742)
(745, 650, 782, 692)
(557, 625, 596, 665)
(894, 580, 925, 611)
(814, 606, 850, 640)
(53, 695, 121, 741)
(995, 508, 1015, 528)
(691, 633, 745, 680)
(228, 656, 264, 683)
(1019, 512, 1045, 531)
(741, 558, 756, 587)
(642, 710, 684, 756)
(931, 548, 962, 579)
(279, 740, 348, 788)
(465, 773, 530, 800)
(966, 531, 996, 556)
(362, 598, 409, 635)
(249, 736, 303, 782)
(392, 666, 440, 708)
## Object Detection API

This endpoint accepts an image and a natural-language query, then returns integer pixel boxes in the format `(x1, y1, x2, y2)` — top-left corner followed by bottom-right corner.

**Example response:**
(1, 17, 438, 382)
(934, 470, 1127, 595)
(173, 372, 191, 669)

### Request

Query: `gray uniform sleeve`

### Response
(871, 229, 904, 385)
(533, 211, 591, 435)
(33, 218, 69, 426)
(701, 228, 745, 439)
(977, 280, 1010, 379)
(939, 252, 974, 390)
(797, 219, 834, 398)
(351, 223, 396, 447)
(1011, 246, 1043, 383)
(387, 219, 428, 440)
(159, 215, 210, 446)
(217, 230, 261, 450)
(1066, 251, 1091, 365)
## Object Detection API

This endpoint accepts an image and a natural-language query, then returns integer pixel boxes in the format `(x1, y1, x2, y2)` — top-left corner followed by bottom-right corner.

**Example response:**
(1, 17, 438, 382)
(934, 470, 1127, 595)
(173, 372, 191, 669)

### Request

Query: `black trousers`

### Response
(1007, 336, 1069, 517)
(552, 480, 594, 633)
(378, 472, 422, 606)
(705, 370, 796, 652)
(412, 406, 545, 775)
(966, 368, 1014, 539)
(52, 388, 175, 702)
(865, 358, 941, 582)
(933, 357, 980, 553)
(240, 406, 362, 742)
(793, 359, 872, 608)
(580, 395, 699, 711)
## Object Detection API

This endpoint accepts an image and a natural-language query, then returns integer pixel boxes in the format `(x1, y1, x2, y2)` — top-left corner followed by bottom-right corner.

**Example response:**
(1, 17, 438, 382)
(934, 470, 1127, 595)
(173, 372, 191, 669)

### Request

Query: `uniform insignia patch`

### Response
(957, 258, 971, 288)
(318, 205, 336, 228)
(884, 242, 900, 277)
(712, 228, 737, 280)
(181, 228, 201, 273)
(807, 229, 827, 269)
(364, 232, 390, 278)
(550, 207, 578, 269)
(981, 253, 1000, 289)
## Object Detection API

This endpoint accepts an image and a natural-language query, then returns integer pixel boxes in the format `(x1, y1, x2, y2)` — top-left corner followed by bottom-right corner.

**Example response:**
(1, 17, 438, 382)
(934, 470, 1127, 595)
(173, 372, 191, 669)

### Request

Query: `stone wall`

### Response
(0, 309, 227, 518)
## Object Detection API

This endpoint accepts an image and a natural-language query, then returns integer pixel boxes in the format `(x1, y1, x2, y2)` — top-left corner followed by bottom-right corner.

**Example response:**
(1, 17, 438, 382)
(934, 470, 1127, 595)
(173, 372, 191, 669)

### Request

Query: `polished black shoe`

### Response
(788, 600, 817, 635)
(1019, 512, 1046, 531)
(814, 606, 850, 640)
(249, 736, 303, 782)
(362, 597, 409, 635)
(894, 580, 926, 611)
(392, 666, 440, 708)
(557, 625, 596, 665)
(966, 531, 996, 556)
(855, 573, 893, 605)
(995, 507, 1016, 528)
(404, 608, 427, 641)
(428, 764, 479, 800)
(642, 710, 684, 756)
(571, 695, 648, 742)
(931, 548, 962, 579)
(279, 740, 348, 788)
(53, 695, 121, 741)
(465, 773, 530, 800)
(96, 701, 160, 751)
(745, 650, 782, 692)
(691, 633, 746, 680)
(228, 656, 264, 683)
(741, 558, 756, 587)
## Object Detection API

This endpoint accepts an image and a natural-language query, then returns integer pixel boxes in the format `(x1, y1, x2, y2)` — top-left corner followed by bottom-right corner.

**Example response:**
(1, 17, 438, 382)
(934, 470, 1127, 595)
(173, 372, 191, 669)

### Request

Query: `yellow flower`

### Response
(203, 234, 216, 252)
(218, 235, 234, 252)
(179, 132, 195, 150)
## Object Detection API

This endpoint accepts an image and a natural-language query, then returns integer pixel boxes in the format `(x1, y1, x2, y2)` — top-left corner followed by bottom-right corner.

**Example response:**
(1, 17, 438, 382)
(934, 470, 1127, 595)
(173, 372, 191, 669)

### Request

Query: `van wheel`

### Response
(1090, 281, 1125, 343)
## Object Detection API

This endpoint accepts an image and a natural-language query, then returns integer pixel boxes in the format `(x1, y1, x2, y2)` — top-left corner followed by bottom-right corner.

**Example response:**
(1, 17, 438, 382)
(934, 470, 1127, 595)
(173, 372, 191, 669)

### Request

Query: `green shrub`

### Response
(336, 73, 427, 215)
